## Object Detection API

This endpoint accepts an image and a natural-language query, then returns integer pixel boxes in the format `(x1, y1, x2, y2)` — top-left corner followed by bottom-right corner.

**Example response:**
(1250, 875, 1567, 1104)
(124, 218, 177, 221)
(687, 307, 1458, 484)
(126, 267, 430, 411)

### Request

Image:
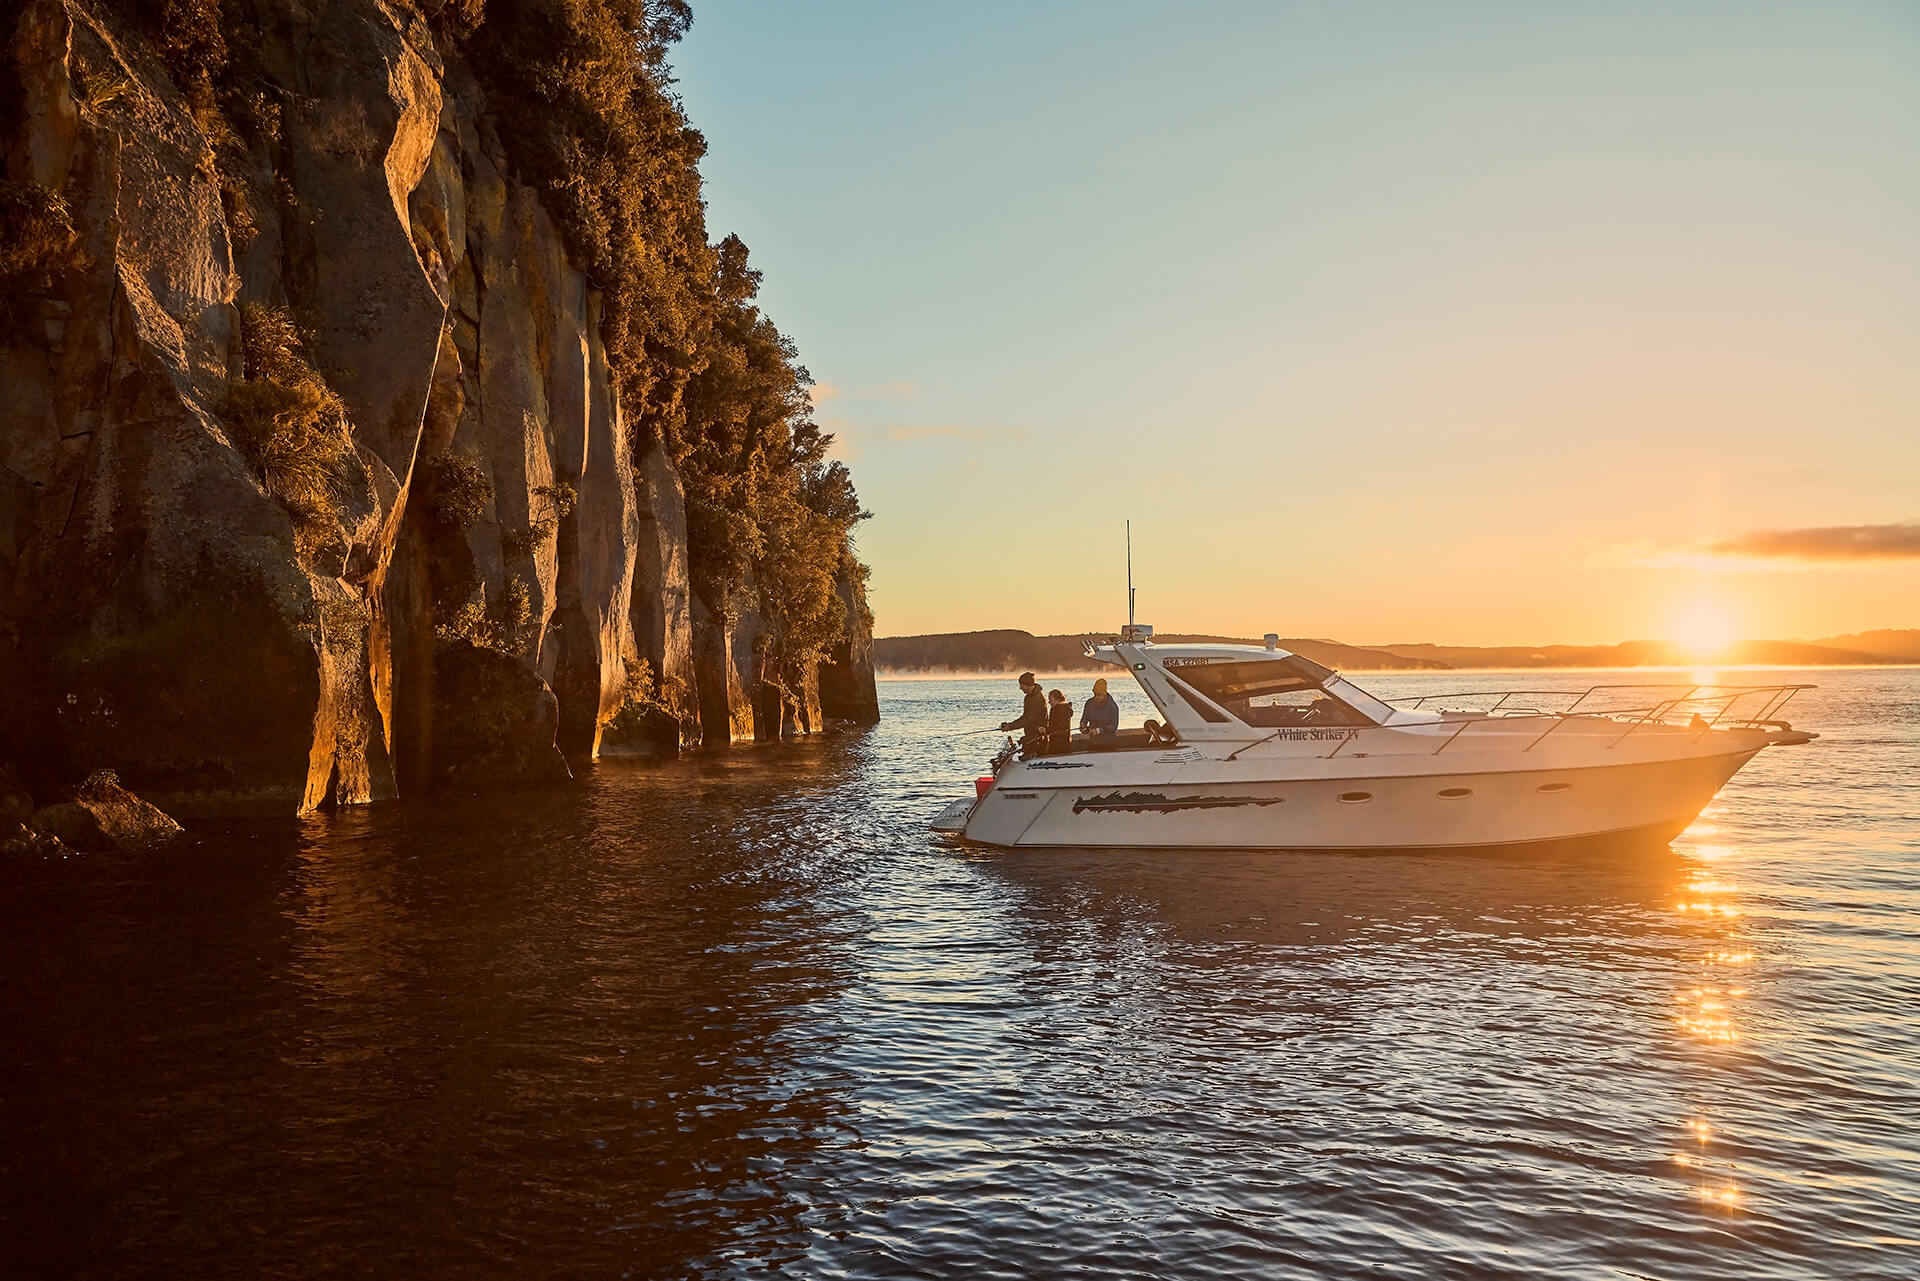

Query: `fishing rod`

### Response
(924, 726, 1012, 741)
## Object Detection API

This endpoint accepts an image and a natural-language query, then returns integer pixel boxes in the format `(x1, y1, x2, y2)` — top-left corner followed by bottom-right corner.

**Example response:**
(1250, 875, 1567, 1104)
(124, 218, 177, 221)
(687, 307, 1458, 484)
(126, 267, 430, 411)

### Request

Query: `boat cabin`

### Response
(1048, 629, 1421, 751)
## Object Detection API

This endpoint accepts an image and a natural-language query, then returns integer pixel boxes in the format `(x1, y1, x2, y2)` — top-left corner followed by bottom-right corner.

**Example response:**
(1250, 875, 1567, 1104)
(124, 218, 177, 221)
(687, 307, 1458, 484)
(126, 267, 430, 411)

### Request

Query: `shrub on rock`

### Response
(0, 180, 78, 291)
(417, 453, 493, 530)
(223, 304, 352, 532)
(429, 642, 573, 789)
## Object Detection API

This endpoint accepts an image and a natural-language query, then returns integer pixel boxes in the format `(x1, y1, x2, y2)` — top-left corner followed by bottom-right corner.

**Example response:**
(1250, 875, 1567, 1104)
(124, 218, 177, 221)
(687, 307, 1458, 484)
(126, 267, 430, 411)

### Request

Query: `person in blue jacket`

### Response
(1080, 678, 1120, 749)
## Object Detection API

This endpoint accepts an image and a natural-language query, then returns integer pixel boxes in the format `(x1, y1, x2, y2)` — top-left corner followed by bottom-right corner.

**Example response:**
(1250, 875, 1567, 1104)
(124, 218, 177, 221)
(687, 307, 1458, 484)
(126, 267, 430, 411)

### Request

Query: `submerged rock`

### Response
(596, 701, 682, 759)
(0, 762, 68, 855)
(0, 823, 69, 856)
(27, 770, 182, 852)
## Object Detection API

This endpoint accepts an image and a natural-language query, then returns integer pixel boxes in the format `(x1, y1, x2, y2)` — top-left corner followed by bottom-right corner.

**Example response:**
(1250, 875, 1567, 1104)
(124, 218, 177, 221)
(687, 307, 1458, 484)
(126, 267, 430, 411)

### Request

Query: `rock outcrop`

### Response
(0, 1, 877, 816)
(819, 562, 881, 725)
(0, 763, 38, 851)
(425, 641, 571, 790)
(628, 441, 698, 736)
(691, 586, 756, 748)
(26, 767, 181, 851)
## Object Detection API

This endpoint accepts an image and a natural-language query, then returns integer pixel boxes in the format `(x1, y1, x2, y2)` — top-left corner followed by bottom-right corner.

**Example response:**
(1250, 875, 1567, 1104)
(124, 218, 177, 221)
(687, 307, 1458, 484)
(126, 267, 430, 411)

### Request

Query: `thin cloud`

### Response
(1593, 521, 1920, 571)
(1706, 521, 1920, 563)
(810, 381, 841, 406)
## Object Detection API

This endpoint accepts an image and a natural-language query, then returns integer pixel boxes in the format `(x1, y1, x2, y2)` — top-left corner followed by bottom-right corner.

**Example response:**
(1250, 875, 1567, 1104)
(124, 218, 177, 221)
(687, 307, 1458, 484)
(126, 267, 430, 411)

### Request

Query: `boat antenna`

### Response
(1126, 519, 1135, 629)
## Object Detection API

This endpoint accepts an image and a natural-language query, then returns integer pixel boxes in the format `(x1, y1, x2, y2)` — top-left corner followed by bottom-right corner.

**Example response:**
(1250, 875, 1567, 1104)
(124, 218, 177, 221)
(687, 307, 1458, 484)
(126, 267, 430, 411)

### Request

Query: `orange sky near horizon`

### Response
(674, 3, 1920, 647)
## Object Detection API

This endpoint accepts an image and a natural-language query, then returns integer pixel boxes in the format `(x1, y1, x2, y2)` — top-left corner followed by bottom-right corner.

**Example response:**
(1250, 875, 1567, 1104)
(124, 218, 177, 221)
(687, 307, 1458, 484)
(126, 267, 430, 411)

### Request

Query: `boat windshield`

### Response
(1167, 657, 1371, 728)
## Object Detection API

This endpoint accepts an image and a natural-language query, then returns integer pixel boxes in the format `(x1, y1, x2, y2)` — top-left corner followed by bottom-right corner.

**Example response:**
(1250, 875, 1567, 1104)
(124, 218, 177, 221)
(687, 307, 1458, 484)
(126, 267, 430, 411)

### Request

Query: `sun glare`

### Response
(1669, 596, 1739, 660)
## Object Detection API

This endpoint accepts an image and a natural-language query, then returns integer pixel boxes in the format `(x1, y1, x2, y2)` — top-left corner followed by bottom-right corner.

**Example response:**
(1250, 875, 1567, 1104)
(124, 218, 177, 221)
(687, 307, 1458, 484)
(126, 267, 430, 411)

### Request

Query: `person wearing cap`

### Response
(1080, 678, 1120, 749)
(999, 672, 1049, 755)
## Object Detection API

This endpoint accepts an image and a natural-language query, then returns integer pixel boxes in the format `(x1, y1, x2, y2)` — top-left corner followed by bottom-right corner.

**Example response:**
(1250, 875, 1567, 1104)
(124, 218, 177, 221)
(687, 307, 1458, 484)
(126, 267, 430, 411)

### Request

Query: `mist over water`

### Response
(2, 670, 1916, 1279)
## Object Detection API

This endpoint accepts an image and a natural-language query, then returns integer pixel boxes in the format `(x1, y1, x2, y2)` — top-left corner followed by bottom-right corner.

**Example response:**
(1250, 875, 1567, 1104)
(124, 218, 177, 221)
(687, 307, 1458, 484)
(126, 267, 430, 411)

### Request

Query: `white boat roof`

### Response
(1125, 643, 1297, 661)
(1087, 636, 1420, 739)
(1090, 641, 1308, 666)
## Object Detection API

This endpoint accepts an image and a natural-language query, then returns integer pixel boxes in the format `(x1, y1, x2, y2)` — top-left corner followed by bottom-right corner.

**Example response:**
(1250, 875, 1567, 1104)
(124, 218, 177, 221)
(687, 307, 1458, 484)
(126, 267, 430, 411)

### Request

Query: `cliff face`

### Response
(0, 0, 877, 815)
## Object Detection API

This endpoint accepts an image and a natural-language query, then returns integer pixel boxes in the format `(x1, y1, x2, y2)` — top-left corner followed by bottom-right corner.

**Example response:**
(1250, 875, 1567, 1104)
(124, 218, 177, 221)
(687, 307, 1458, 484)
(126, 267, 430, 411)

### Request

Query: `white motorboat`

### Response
(931, 627, 1817, 852)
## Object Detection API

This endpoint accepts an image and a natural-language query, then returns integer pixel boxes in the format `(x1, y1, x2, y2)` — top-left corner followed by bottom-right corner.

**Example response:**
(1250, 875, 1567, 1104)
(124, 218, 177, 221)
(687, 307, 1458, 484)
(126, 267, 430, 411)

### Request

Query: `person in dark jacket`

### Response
(1000, 672, 1048, 755)
(1046, 689, 1074, 754)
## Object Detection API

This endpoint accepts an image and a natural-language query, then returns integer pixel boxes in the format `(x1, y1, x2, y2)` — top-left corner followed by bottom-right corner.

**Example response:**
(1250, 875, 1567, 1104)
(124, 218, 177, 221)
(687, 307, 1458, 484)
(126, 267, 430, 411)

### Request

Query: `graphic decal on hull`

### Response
(1026, 761, 1094, 770)
(1071, 791, 1286, 814)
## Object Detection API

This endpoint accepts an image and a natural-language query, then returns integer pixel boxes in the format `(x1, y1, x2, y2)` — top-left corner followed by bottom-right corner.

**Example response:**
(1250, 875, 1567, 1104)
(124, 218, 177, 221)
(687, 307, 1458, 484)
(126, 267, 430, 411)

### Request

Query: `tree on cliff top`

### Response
(681, 235, 868, 663)
(455, 0, 708, 454)
(451, 1, 869, 653)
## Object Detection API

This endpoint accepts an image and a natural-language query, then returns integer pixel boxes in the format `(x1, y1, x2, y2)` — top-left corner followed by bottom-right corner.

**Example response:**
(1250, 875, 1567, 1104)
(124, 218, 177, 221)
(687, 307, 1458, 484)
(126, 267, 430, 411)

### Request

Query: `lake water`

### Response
(2, 668, 1916, 1279)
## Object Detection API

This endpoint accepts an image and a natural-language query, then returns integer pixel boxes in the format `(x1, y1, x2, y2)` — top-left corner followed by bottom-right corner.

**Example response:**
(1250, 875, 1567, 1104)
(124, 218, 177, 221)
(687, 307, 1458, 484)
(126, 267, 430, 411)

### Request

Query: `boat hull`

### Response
(957, 748, 1761, 851)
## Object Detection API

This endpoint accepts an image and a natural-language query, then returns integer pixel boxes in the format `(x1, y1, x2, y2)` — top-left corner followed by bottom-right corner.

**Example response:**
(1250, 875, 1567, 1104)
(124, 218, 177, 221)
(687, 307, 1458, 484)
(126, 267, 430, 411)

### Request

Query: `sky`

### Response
(670, 1, 1920, 646)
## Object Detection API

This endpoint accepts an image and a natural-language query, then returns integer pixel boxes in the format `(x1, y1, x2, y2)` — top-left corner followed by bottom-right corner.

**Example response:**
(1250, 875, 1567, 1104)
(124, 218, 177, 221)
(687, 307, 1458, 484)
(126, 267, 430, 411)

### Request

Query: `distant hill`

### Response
(874, 631, 1447, 674)
(875, 629, 1920, 676)
(1813, 630, 1920, 662)
(1156, 635, 1449, 670)
(1371, 639, 1901, 669)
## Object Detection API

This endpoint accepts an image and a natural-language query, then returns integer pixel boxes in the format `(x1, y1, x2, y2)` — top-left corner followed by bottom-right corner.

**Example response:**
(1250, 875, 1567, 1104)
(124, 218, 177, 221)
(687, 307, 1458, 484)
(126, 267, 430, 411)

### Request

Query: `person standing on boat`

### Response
(1046, 689, 1074, 754)
(1080, 678, 1120, 749)
(1000, 672, 1049, 754)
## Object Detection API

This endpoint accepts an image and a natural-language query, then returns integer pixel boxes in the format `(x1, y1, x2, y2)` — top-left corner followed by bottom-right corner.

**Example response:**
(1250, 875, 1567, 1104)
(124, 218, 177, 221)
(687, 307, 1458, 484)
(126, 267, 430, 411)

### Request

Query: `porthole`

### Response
(1536, 782, 1572, 794)
(1437, 787, 1473, 800)
(1338, 791, 1372, 804)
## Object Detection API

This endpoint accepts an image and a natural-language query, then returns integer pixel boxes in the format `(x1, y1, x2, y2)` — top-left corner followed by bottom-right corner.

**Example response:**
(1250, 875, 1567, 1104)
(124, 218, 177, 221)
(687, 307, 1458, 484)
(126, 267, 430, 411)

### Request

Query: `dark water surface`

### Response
(3, 669, 1917, 1279)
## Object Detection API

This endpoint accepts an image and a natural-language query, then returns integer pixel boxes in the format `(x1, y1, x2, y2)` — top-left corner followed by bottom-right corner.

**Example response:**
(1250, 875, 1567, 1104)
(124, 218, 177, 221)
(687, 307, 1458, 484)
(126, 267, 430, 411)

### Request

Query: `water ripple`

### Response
(0, 669, 1916, 1278)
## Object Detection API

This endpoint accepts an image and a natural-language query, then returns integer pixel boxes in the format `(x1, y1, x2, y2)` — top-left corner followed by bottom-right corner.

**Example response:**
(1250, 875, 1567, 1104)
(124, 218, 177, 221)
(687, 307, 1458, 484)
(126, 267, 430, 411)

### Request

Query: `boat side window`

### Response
(1286, 655, 1337, 685)
(1242, 690, 1364, 727)
(1169, 658, 1368, 727)
(1162, 675, 1232, 723)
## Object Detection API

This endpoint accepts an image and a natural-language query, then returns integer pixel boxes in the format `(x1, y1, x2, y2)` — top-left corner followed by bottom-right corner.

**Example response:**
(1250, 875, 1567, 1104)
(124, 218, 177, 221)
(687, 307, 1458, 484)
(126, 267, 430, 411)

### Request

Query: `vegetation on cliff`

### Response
(224, 304, 352, 540)
(441, 0, 869, 665)
(123, 0, 870, 682)
(0, 180, 78, 289)
(0, 0, 879, 814)
(0, 181, 79, 335)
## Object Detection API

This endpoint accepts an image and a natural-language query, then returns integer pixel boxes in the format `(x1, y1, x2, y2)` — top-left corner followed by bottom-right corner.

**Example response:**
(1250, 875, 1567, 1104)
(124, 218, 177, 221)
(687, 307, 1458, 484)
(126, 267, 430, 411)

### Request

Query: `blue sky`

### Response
(671, 1, 1920, 644)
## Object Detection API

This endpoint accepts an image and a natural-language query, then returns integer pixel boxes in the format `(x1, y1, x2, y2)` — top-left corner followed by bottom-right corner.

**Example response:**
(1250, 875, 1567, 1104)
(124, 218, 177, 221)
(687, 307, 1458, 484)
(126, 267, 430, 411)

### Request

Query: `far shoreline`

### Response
(879, 663, 1920, 680)
(874, 627, 1920, 676)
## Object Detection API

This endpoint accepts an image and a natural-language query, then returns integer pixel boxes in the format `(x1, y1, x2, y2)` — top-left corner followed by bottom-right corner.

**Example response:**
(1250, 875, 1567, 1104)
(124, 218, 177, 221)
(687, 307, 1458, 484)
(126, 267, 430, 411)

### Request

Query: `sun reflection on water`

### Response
(1658, 833, 1758, 1213)
(1669, 835, 1757, 1213)
(1676, 1118, 1745, 1209)
(1674, 862, 1747, 1037)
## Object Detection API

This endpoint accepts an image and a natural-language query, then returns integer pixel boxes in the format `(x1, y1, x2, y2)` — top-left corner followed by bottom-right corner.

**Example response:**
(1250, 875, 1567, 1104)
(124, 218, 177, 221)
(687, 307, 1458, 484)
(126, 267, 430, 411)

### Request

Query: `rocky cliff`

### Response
(0, 0, 877, 816)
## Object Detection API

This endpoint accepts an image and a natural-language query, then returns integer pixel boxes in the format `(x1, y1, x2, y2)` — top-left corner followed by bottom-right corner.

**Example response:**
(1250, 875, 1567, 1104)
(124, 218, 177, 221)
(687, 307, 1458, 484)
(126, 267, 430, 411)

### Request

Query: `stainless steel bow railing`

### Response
(1314, 682, 1815, 758)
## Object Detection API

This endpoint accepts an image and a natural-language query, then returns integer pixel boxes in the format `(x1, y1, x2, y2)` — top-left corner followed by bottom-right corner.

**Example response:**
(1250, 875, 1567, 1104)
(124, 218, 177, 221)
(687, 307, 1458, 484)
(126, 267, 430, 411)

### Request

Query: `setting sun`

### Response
(1669, 595, 1740, 660)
